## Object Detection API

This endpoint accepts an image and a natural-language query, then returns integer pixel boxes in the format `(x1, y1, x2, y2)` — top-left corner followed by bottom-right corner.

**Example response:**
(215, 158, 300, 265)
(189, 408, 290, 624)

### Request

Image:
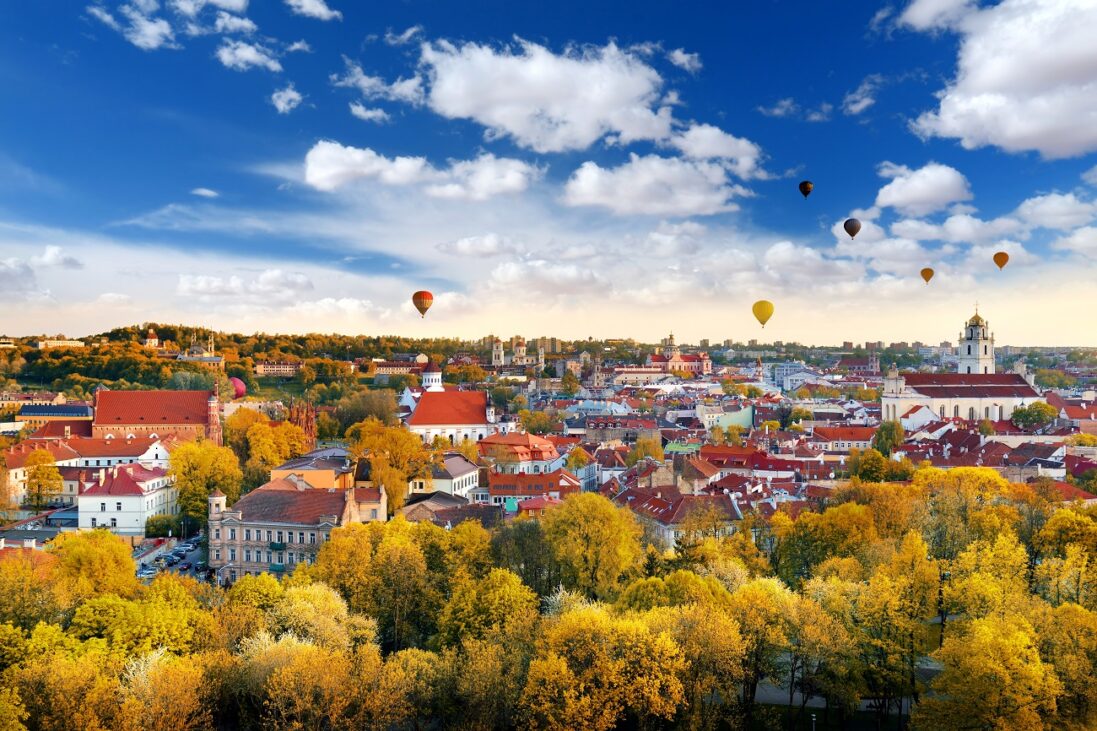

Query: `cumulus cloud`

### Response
(670, 123, 765, 179)
(384, 25, 422, 46)
(419, 39, 673, 153)
(271, 83, 303, 113)
(212, 10, 255, 33)
(90, 3, 178, 51)
(843, 74, 884, 115)
(1014, 192, 1097, 230)
(96, 292, 132, 304)
(31, 246, 83, 270)
(331, 57, 424, 104)
(190, 187, 219, 198)
(666, 48, 701, 72)
(216, 40, 281, 72)
(489, 259, 605, 297)
(563, 154, 747, 217)
(891, 213, 1022, 244)
(436, 233, 519, 257)
(177, 268, 314, 300)
(874, 161, 972, 216)
(904, 0, 1097, 158)
(757, 98, 799, 117)
(1051, 226, 1097, 256)
(1084, 165, 1097, 186)
(169, 0, 250, 16)
(284, 0, 341, 21)
(303, 141, 540, 200)
(0, 258, 38, 300)
(348, 102, 389, 123)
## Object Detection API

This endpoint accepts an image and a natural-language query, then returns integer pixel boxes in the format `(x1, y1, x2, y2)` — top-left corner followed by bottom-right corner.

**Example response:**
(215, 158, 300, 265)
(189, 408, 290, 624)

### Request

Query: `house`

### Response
(15, 403, 93, 430)
(35, 339, 85, 349)
(206, 475, 387, 584)
(516, 496, 563, 518)
(400, 491, 502, 529)
(478, 432, 564, 474)
(406, 390, 504, 444)
(408, 452, 480, 499)
(92, 389, 223, 445)
(77, 464, 177, 541)
(0, 391, 66, 408)
(613, 487, 741, 549)
(255, 361, 303, 378)
(645, 333, 713, 376)
(271, 447, 355, 489)
(481, 468, 581, 506)
(585, 416, 660, 444)
(811, 426, 878, 453)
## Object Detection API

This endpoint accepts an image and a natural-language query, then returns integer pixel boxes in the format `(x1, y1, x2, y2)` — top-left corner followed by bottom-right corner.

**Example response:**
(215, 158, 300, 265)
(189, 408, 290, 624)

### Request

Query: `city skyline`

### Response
(2, 1, 1096, 344)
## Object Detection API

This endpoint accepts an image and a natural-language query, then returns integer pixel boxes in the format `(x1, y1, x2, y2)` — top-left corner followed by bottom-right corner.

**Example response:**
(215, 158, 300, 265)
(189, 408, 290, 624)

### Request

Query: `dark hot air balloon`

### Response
(412, 290, 434, 317)
(920, 267, 934, 284)
(229, 377, 247, 400)
(843, 218, 862, 239)
(993, 251, 1009, 270)
(752, 300, 774, 328)
(798, 180, 813, 198)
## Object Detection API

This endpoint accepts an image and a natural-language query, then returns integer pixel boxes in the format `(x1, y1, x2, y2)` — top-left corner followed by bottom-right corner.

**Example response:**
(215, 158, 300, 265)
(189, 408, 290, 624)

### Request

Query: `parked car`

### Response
(178, 562, 192, 571)
(164, 556, 179, 566)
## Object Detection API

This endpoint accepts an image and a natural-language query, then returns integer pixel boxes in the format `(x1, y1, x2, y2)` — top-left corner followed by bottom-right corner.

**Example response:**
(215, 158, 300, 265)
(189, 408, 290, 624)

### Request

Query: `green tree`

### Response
(849, 448, 889, 482)
(1012, 401, 1059, 430)
(437, 568, 538, 646)
(872, 420, 904, 457)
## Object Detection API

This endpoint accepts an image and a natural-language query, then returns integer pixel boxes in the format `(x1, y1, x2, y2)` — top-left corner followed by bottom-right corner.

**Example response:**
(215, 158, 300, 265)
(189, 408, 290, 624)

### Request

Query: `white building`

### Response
(406, 390, 509, 444)
(77, 464, 177, 537)
(409, 452, 480, 499)
(881, 311, 1040, 423)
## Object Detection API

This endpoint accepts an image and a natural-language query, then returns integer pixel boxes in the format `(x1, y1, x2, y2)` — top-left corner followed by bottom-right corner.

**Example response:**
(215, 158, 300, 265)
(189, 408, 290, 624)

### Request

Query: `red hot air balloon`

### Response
(993, 251, 1009, 270)
(844, 218, 862, 239)
(412, 290, 434, 317)
(229, 377, 247, 400)
(798, 180, 813, 198)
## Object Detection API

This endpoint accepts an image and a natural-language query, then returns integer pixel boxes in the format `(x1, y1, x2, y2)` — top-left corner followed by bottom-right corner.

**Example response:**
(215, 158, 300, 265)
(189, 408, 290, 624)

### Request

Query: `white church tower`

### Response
(957, 310, 995, 375)
(491, 338, 504, 367)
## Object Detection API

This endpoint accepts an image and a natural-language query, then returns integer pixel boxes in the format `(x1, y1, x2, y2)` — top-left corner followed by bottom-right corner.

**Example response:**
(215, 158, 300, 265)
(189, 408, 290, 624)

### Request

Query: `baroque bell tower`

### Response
(957, 309, 995, 375)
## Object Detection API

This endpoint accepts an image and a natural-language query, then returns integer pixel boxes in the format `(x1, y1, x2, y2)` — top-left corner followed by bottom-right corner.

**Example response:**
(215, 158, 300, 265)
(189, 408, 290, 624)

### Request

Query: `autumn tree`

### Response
(727, 578, 796, 719)
(541, 493, 642, 599)
(560, 370, 580, 396)
(348, 417, 437, 513)
(872, 420, 904, 457)
(23, 449, 62, 511)
(168, 440, 242, 534)
(1012, 401, 1059, 430)
(437, 568, 538, 646)
(626, 436, 663, 466)
(46, 529, 138, 602)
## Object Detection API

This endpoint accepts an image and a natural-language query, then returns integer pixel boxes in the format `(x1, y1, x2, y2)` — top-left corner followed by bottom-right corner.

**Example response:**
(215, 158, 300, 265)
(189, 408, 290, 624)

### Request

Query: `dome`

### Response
(967, 312, 985, 327)
(423, 362, 442, 373)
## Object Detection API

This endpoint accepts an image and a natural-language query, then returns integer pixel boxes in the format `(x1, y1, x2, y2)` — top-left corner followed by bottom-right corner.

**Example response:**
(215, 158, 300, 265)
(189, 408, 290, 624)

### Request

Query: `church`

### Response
(881, 311, 1041, 423)
(646, 333, 713, 376)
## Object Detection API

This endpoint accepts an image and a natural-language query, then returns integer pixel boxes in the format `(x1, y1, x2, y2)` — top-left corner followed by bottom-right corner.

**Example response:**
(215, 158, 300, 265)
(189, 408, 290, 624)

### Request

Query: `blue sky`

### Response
(1, 0, 1096, 345)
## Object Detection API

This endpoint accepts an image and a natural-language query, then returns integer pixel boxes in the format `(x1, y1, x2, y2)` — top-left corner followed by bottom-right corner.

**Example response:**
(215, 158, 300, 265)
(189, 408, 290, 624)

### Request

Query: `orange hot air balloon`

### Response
(920, 267, 934, 284)
(798, 180, 813, 198)
(843, 218, 862, 239)
(752, 300, 774, 328)
(993, 251, 1009, 270)
(411, 290, 433, 317)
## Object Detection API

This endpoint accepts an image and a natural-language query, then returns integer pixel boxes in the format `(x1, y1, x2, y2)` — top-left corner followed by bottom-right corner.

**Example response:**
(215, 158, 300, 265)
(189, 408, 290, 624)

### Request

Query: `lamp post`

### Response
(215, 563, 234, 587)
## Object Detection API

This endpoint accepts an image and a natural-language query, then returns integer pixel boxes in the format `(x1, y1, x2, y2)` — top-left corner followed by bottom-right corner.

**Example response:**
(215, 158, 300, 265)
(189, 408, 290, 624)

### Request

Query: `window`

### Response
(214, 528, 221, 540)
(266, 551, 273, 564)
(116, 502, 122, 511)
(298, 532, 305, 544)
(214, 549, 221, 560)
(110, 518, 117, 528)
(276, 531, 283, 542)
(244, 550, 251, 562)
(277, 552, 284, 563)
(245, 529, 251, 541)
(91, 517, 97, 527)
(309, 533, 316, 544)
(985, 407, 990, 418)
(266, 530, 273, 542)
(229, 548, 236, 561)
(286, 532, 293, 544)
(984, 345, 988, 355)
(370, 509, 378, 520)
(100, 502, 106, 512)
(229, 528, 236, 540)
(968, 407, 975, 420)
(967, 345, 971, 355)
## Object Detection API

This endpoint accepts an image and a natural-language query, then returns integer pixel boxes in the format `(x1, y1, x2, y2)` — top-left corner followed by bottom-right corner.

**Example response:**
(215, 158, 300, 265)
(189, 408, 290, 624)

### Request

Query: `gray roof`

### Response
(432, 452, 479, 480)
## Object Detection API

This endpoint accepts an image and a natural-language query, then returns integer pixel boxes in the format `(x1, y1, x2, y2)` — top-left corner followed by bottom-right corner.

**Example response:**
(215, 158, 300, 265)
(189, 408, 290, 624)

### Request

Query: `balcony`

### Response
(269, 541, 286, 551)
(270, 564, 286, 573)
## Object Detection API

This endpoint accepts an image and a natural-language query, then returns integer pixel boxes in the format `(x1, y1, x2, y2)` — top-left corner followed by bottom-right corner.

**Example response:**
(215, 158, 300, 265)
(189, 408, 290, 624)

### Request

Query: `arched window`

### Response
(953, 405, 959, 418)
(968, 407, 975, 420)
(940, 406, 946, 419)
(967, 366, 972, 374)
(967, 345, 972, 355)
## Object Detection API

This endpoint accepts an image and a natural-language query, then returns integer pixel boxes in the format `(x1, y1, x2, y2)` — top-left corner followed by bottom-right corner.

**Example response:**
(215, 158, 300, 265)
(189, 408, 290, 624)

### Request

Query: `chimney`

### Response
(0, 538, 5, 550)
(64, 425, 71, 439)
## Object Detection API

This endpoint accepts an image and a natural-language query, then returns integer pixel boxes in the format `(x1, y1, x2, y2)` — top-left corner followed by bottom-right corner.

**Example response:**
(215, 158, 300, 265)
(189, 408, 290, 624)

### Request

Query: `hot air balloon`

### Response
(993, 251, 1009, 270)
(411, 290, 433, 318)
(229, 377, 247, 400)
(920, 267, 934, 284)
(843, 218, 862, 239)
(798, 180, 813, 199)
(752, 300, 774, 328)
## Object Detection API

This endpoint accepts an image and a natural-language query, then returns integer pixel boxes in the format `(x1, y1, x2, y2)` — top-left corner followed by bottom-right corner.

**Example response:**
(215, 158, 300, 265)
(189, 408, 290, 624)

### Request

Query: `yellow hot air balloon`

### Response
(920, 267, 934, 284)
(993, 251, 1009, 270)
(752, 300, 774, 328)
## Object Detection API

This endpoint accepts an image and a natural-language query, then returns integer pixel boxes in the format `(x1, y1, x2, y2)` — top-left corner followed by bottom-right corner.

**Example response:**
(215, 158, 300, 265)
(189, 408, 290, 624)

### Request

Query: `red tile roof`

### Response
(231, 478, 350, 525)
(407, 391, 489, 427)
(28, 421, 93, 439)
(900, 373, 1039, 399)
(93, 390, 212, 426)
(82, 464, 167, 496)
(479, 432, 560, 461)
(487, 468, 581, 498)
(812, 426, 878, 443)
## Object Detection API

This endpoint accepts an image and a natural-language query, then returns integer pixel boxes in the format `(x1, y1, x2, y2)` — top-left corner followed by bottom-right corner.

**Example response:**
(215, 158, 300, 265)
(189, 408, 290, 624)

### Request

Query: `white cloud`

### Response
(563, 153, 746, 217)
(284, 0, 341, 21)
(31, 246, 83, 270)
(212, 10, 255, 33)
(757, 98, 799, 117)
(348, 102, 389, 123)
(666, 48, 701, 73)
(177, 268, 313, 300)
(190, 187, 219, 198)
(0, 258, 38, 300)
(87, 5, 121, 30)
(489, 259, 605, 297)
(331, 57, 424, 104)
(843, 74, 884, 115)
(286, 39, 311, 53)
(670, 123, 764, 179)
(436, 233, 519, 257)
(642, 220, 706, 256)
(216, 40, 281, 72)
(177, 273, 245, 297)
(251, 268, 314, 294)
(891, 213, 1022, 244)
(835, 236, 932, 276)
(384, 25, 422, 46)
(271, 83, 303, 113)
(906, 0, 1097, 158)
(96, 292, 132, 304)
(874, 161, 972, 216)
(419, 39, 673, 153)
(303, 141, 539, 200)
(95, 4, 178, 51)
(1084, 165, 1097, 186)
(1051, 226, 1097, 256)
(805, 103, 833, 122)
(169, 0, 249, 16)
(422, 154, 542, 201)
(1014, 192, 1097, 230)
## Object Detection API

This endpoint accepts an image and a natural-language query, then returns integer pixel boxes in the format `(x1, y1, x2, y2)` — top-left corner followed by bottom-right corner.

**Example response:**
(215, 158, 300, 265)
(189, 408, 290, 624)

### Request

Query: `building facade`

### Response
(77, 464, 177, 539)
